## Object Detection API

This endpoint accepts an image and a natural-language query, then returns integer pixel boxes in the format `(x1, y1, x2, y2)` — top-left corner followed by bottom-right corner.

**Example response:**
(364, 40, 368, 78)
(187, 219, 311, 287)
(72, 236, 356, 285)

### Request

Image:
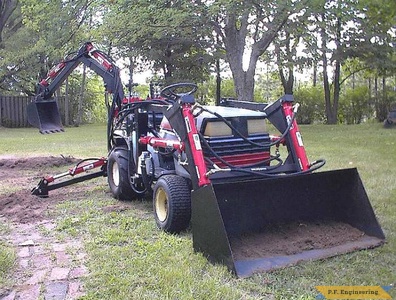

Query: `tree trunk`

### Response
(128, 56, 134, 84)
(230, 65, 256, 101)
(313, 61, 317, 87)
(164, 46, 173, 82)
(368, 77, 371, 100)
(279, 68, 294, 94)
(381, 76, 388, 121)
(220, 10, 288, 102)
(223, 13, 249, 100)
(275, 40, 294, 94)
(374, 76, 379, 120)
(0, 0, 18, 45)
(321, 15, 342, 124)
(352, 73, 355, 90)
(332, 58, 341, 124)
(321, 24, 335, 124)
(322, 55, 336, 124)
(215, 59, 221, 105)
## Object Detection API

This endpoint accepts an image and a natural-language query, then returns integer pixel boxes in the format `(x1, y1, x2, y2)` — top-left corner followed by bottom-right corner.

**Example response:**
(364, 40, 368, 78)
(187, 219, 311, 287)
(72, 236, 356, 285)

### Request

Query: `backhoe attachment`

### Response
(31, 158, 107, 197)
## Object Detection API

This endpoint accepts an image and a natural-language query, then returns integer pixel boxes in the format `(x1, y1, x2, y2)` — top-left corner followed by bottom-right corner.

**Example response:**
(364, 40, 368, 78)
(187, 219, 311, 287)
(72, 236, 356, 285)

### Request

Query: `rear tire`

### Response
(107, 147, 138, 200)
(153, 175, 191, 233)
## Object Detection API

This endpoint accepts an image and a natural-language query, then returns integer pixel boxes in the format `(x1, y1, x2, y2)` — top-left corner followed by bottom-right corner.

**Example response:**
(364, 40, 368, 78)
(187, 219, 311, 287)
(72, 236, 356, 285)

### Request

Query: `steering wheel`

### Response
(160, 83, 198, 100)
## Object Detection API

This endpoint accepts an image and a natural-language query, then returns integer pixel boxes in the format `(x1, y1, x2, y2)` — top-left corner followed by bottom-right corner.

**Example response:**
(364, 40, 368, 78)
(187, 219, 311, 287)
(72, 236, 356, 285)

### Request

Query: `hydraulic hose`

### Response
(196, 105, 326, 177)
(198, 132, 282, 170)
(124, 145, 147, 195)
(141, 156, 155, 193)
(197, 105, 296, 148)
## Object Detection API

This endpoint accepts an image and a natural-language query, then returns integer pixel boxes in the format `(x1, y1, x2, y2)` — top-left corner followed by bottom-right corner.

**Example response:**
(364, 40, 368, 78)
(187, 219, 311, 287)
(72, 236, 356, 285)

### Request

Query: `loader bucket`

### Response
(27, 100, 63, 134)
(191, 168, 385, 277)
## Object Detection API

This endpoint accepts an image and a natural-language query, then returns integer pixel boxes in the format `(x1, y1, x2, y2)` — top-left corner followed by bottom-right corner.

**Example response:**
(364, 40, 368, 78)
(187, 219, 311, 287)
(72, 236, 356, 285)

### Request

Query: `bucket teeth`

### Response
(39, 128, 64, 134)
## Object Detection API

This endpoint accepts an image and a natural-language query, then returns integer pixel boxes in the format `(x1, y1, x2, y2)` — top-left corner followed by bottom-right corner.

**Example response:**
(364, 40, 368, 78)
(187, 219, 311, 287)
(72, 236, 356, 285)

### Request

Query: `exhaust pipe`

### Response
(191, 168, 385, 277)
(27, 99, 64, 134)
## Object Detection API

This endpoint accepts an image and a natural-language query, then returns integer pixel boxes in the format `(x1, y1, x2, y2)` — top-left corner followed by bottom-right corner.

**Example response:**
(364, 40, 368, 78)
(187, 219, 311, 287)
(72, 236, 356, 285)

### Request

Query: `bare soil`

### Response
(0, 155, 79, 224)
(1, 155, 367, 259)
(230, 221, 365, 260)
(0, 155, 92, 299)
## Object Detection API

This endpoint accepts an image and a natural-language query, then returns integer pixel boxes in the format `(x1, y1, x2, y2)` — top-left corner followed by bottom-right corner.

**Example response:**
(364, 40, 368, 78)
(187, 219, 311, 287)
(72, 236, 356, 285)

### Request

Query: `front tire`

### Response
(153, 175, 191, 233)
(107, 147, 139, 200)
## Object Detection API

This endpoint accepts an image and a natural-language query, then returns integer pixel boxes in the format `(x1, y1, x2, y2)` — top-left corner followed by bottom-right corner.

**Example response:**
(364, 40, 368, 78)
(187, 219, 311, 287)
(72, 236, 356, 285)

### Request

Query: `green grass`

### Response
(0, 243, 15, 287)
(0, 222, 15, 289)
(0, 124, 107, 157)
(1, 123, 395, 299)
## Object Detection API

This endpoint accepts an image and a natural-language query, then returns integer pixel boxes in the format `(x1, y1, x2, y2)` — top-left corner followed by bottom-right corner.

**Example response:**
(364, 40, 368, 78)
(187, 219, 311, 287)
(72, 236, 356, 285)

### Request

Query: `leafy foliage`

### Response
(0, 222, 15, 289)
(59, 72, 109, 125)
(294, 85, 326, 124)
(100, 0, 213, 84)
(0, 0, 395, 124)
(339, 86, 372, 124)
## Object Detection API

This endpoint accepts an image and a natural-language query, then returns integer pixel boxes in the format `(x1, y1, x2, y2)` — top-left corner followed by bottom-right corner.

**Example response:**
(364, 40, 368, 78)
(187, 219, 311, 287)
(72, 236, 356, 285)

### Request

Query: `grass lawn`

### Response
(0, 222, 15, 289)
(0, 123, 395, 299)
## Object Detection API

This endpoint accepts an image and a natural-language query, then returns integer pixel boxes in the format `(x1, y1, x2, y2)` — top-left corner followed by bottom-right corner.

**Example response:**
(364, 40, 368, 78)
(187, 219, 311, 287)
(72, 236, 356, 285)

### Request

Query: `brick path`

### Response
(0, 220, 88, 300)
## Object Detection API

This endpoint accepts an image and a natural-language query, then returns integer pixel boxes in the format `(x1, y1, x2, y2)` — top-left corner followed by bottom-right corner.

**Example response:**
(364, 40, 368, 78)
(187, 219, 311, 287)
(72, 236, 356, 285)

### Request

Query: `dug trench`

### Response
(0, 156, 369, 259)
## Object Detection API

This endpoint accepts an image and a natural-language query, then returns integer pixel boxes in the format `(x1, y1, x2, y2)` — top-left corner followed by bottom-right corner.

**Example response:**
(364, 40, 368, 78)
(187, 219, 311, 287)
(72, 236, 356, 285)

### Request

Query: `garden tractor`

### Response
(28, 42, 385, 277)
(384, 108, 396, 128)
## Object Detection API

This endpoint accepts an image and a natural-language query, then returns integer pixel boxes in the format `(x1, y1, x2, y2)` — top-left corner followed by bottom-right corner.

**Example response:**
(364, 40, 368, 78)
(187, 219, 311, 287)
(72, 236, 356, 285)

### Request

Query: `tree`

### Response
(0, 0, 20, 45)
(100, 0, 213, 85)
(361, 0, 396, 121)
(273, 16, 307, 95)
(0, 0, 100, 95)
(0, 0, 30, 94)
(305, 0, 395, 124)
(208, 0, 306, 101)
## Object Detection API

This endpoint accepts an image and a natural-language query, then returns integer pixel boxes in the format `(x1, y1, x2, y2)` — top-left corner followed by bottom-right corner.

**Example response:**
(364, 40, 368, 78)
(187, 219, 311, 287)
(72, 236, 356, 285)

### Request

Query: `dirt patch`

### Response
(0, 155, 77, 170)
(0, 156, 80, 224)
(0, 155, 367, 259)
(230, 221, 365, 260)
(0, 192, 50, 224)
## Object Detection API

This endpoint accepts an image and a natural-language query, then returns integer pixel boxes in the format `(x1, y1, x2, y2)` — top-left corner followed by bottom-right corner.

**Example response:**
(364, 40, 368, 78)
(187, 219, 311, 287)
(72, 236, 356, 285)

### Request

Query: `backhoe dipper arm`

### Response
(36, 42, 124, 108)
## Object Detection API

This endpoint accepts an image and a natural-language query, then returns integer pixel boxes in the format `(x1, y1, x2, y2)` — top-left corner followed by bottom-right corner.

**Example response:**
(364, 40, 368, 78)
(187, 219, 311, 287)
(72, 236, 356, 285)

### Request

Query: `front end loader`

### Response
(148, 86, 384, 277)
(28, 43, 385, 277)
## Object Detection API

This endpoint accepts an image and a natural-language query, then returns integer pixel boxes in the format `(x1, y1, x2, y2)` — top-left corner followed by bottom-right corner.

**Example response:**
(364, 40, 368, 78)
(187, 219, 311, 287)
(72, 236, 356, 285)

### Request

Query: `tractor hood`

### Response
(195, 106, 267, 134)
(161, 105, 267, 134)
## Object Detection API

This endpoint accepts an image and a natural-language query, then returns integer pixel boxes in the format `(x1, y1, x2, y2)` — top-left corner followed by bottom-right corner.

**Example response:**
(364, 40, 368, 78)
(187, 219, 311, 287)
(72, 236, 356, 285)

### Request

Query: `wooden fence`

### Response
(0, 96, 32, 128)
(0, 96, 69, 128)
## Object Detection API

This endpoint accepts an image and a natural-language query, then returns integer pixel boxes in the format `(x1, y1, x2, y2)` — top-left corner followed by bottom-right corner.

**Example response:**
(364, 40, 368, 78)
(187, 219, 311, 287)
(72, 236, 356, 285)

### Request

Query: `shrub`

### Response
(340, 86, 372, 124)
(293, 86, 326, 124)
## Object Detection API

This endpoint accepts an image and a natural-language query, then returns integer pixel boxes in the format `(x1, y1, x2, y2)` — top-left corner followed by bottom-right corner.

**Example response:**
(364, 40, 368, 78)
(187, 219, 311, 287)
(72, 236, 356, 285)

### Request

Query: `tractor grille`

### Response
(202, 134, 271, 167)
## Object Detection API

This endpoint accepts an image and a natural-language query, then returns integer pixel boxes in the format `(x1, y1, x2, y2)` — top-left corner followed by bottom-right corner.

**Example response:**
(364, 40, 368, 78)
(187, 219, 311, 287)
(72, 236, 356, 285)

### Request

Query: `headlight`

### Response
(203, 121, 232, 137)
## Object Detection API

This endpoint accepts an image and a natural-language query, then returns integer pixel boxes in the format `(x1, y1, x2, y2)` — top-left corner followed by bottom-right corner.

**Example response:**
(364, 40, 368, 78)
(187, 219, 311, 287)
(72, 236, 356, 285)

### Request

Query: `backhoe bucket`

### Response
(27, 100, 63, 134)
(191, 168, 385, 277)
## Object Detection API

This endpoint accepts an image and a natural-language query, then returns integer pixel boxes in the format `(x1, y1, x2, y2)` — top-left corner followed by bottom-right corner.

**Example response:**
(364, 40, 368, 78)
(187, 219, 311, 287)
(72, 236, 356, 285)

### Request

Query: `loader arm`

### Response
(28, 42, 124, 144)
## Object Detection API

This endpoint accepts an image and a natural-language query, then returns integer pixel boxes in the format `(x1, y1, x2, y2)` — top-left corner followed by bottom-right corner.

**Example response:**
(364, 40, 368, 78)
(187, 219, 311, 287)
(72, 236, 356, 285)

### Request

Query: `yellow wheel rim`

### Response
(155, 187, 168, 222)
(112, 162, 120, 187)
